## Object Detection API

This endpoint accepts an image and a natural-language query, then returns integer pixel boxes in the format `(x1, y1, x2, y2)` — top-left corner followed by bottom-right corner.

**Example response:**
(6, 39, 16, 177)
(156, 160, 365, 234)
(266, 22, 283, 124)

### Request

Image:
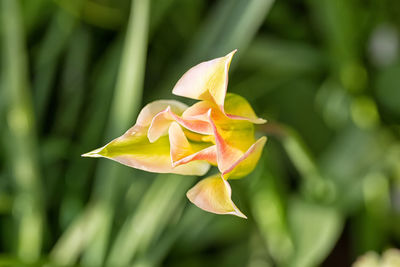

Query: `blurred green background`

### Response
(1, 0, 400, 266)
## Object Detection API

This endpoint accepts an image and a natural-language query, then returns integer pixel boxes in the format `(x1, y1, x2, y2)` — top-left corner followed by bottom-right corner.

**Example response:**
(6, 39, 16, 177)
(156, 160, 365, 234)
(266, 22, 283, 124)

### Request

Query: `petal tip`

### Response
(81, 147, 104, 158)
(227, 49, 238, 58)
(231, 209, 247, 219)
(256, 118, 267, 124)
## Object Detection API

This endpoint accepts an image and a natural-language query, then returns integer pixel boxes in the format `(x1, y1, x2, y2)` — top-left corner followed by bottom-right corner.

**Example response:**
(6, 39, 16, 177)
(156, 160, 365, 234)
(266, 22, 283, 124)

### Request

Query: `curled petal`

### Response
(207, 110, 267, 179)
(82, 126, 210, 176)
(222, 137, 267, 179)
(173, 145, 218, 167)
(172, 50, 236, 111)
(136, 100, 187, 127)
(148, 106, 212, 143)
(186, 174, 247, 218)
(169, 122, 193, 162)
(182, 93, 266, 125)
(224, 93, 266, 124)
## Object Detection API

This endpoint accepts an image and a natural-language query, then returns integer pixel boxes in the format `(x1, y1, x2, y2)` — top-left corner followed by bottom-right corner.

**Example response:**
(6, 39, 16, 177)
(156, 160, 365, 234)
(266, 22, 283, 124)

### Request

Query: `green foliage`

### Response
(1, 0, 400, 266)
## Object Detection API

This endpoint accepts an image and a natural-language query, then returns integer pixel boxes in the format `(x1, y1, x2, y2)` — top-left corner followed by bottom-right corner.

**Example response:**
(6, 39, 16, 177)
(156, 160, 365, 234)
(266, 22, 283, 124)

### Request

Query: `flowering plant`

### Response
(83, 50, 266, 218)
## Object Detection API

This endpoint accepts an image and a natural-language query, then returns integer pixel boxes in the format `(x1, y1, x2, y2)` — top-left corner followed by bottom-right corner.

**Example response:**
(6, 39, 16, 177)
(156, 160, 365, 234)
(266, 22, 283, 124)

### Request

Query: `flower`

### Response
(352, 249, 400, 267)
(83, 50, 267, 218)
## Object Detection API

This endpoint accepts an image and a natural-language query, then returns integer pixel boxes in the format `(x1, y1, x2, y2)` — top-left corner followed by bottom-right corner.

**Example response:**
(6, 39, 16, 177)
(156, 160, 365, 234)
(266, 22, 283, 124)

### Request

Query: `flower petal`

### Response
(222, 136, 267, 179)
(224, 93, 266, 124)
(207, 110, 267, 179)
(186, 174, 246, 218)
(82, 126, 210, 176)
(173, 145, 218, 167)
(169, 122, 217, 166)
(172, 50, 236, 111)
(169, 122, 193, 162)
(148, 106, 212, 143)
(182, 93, 266, 125)
(136, 100, 187, 127)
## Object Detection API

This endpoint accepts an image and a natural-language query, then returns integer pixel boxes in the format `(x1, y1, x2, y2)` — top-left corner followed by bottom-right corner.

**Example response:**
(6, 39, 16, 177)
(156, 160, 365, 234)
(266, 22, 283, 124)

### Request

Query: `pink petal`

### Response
(207, 109, 244, 172)
(148, 106, 213, 143)
(172, 50, 237, 111)
(173, 145, 218, 167)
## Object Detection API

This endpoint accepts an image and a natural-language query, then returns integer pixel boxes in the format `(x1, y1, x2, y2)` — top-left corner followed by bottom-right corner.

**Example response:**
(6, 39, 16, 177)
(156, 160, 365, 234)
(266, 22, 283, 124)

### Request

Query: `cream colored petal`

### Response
(186, 174, 247, 218)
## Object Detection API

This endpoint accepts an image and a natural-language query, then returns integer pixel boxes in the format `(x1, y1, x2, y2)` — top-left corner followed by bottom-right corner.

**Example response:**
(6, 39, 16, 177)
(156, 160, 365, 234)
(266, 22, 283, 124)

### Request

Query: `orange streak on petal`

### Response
(207, 109, 243, 173)
(173, 145, 217, 167)
(168, 122, 192, 162)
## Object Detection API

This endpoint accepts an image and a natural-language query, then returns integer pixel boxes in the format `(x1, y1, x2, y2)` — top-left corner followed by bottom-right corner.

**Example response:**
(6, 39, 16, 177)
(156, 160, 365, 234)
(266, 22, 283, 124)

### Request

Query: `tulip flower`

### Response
(83, 50, 267, 218)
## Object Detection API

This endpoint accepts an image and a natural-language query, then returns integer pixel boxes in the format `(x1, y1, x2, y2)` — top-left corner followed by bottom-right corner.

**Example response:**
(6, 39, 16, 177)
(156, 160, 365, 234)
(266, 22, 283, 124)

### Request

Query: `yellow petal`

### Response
(222, 137, 267, 179)
(182, 93, 265, 127)
(224, 93, 266, 124)
(82, 126, 210, 176)
(186, 174, 247, 218)
(172, 50, 236, 110)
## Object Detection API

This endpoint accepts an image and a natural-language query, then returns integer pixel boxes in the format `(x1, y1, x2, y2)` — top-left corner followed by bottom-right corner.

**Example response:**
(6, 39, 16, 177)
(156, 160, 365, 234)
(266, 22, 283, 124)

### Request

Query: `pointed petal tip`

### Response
(231, 209, 247, 219)
(227, 49, 237, 57)
(256, 118, 267, 124)
(81, 147, 104, 158)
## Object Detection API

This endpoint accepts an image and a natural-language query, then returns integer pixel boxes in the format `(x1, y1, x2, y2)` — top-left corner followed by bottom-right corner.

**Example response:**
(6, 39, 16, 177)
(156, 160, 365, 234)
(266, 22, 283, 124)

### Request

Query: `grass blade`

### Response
(1, 0, 44, 262)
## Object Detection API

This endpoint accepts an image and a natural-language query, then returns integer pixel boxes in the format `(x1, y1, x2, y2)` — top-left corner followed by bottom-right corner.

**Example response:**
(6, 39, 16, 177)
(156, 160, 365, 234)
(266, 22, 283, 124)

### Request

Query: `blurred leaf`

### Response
(287, 197, 343, 267)
(1, 0, 44, 262)
(107, 175, 194, 266)
(240, 36, 324, 75)
(250, 159, 293, 265)
(32, 8, 77, 126)
(375, 63, 400, 119)
(154, 0, 275, 99)
(81, 0, 151, 264)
